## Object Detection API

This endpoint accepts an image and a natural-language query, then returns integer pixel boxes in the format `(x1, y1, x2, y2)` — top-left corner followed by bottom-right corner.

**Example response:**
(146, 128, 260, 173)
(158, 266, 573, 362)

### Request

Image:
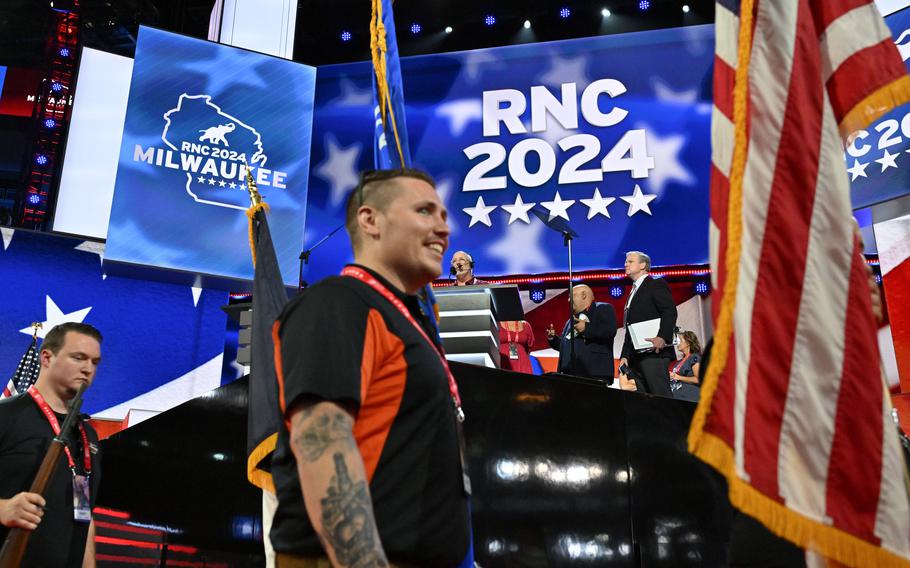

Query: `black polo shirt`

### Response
(0, 393, 101, 568)
(270, 265, 469, 566)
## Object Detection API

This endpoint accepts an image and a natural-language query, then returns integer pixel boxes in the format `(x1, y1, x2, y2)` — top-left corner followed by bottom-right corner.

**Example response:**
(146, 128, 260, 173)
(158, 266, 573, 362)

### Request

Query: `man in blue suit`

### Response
(547, 284, 618, 381)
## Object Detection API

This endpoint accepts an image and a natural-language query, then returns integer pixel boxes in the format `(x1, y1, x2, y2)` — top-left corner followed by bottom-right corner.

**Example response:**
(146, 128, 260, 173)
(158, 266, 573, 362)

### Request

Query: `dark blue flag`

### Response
(246, 193, 289, 492)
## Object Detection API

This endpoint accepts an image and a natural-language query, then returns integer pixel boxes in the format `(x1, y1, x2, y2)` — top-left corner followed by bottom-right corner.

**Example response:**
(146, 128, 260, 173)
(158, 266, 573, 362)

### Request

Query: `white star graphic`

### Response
(620, 184, 657, 216)
(316, 134, 363, 207)
(652, 78, 698, 105)
(21, 296, 92, 338)
(196, 175, 206, 183)
(331, 78, 372, 107)
(436, 99, 483, 137)
(229, 182, 237, 189)
(175, 48, 268, 95)
(579, 187, 616, 219)
(876, 149, 899, 172)
(2, 227, 14, 251)
(540, 191, 576, 222)
(218, 180, 227, 187)
(74, 241, 106, 279)
(636, 122, 694, 194)
(487, 219, 551, 274)
(846, 159, 869, 181)
(501, 194, 536, 225)
(463, 196, 497, 228)
(207, 178, 216, 185)
(462, 50, 505, 83)
(539, 55, 589, 88)
(191, 286, 203, 307)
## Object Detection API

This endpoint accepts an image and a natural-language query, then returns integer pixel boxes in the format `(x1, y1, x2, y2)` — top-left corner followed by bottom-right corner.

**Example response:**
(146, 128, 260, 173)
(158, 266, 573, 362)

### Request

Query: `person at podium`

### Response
(619, 251, 677, 397)
(546, 284, 618, 381)
(449, 250, 487, 286)
(269, 169, 469, 568)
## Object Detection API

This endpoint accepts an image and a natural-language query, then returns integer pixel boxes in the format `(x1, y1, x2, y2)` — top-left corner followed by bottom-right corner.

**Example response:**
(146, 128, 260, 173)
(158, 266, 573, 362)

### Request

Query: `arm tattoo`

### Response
(320, 453, 388, 568)
(292, 408, 354, 463)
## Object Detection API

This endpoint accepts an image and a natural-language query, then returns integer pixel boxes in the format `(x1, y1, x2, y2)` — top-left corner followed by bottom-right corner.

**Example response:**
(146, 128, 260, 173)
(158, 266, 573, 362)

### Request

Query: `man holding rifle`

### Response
(0, 322, 103, 567)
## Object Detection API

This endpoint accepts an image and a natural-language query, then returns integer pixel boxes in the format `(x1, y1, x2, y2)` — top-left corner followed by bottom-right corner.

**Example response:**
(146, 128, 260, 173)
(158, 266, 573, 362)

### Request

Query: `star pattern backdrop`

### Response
(0, 228, 229, 418)
(302, 26, 716, 281)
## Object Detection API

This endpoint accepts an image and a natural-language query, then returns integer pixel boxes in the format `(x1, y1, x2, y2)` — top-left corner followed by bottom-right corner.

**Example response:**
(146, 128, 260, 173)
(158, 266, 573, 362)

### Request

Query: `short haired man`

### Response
(270, 169, 470, 567)
(620, 251, 678, 397)
(546, 284, 618, 380)
(450, 250, 487, 286)
(0, 322, 103, 567)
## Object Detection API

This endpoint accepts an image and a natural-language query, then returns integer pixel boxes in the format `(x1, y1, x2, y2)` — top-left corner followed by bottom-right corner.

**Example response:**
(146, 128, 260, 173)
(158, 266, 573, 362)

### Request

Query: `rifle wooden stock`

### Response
(0, 383, 86, 568)
(0, 439, 66, 567)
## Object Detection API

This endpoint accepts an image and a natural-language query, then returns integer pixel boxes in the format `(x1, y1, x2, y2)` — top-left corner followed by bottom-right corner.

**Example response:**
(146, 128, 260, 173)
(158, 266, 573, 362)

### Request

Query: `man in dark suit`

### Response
(620, 251, 677, 397)
(547, 284, 618, 381)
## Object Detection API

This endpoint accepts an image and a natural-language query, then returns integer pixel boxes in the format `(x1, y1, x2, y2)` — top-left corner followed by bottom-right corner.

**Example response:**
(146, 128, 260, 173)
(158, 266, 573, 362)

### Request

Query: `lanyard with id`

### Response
(341, 266, 472, 496)
(27, 387, 93, 523)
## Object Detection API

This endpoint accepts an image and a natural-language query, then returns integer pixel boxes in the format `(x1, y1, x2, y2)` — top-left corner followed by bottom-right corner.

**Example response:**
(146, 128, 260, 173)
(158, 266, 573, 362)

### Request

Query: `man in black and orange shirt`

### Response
(270, 169, 470, 567)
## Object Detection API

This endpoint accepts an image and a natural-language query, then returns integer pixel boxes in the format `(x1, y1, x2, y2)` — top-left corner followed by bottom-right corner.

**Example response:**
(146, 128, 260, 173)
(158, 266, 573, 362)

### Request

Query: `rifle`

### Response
(0, 383, 88, 568)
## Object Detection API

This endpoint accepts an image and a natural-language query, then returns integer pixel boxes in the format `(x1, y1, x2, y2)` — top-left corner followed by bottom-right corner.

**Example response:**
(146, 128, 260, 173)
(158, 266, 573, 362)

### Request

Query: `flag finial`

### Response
(243, 159, 262, 207)
(30, 322, 42, 339)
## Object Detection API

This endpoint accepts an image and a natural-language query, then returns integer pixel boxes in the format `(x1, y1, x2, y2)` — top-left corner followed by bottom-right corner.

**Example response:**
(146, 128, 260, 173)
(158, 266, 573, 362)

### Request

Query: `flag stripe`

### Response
(811, 0, 879, 33)
(776, 92, 851, 520)
(733, 0, 797, 479)
(716, 4, 740, 70)
(818, 3, 892, 82)
(824, 243, 885, 541)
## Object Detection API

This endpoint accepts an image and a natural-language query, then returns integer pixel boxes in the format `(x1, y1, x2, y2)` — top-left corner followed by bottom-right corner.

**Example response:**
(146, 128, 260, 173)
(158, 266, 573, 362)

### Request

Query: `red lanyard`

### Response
(504, 322, 522, 344)
(672, 355, 691, 375)
(341, 266, 464, 420)
(28, 387, 92, 474)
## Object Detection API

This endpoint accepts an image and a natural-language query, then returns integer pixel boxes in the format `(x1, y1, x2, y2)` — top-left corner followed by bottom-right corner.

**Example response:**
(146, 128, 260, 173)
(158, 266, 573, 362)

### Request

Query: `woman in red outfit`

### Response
(499, 320, 535, 373)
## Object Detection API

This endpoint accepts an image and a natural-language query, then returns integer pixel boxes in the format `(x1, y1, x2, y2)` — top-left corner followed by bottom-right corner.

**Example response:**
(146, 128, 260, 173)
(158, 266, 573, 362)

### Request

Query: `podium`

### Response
(434, 284, 524, 368)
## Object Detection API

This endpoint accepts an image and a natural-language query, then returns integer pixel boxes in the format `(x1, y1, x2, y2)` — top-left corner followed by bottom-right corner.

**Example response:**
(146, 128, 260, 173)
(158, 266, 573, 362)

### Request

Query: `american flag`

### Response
(689, 0, 910, 565)
(2, 335, 41, 399)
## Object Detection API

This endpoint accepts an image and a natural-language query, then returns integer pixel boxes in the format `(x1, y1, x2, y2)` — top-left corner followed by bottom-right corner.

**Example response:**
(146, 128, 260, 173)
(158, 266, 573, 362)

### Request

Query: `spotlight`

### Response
(50, 82, 63, 92)
(523, 19, 531, 29)
(610, 286, 624, 298)
(28, 194, 41, 205)
(693, 281, 710, 296)
(44, 118, 56, 128)
(445, 26, 453, 34)
(59, 47, 70, 57)
(682, 4, 690, 12)
(529, 286, 546, 304)
(559, 7, 571, 18)
(340, 30, 352, 42)
(35, 154, 48, 166)
(602, 7, 611, 17)
(638, 0, 650, 10)
(485, 14, 496, 26)
(410, 23, 421, 34)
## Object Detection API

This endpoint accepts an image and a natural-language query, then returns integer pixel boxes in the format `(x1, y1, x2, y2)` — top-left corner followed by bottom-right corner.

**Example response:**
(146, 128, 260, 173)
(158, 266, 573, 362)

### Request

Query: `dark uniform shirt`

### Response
(270, 265, 469, 566)
(0, 392, 101, 568)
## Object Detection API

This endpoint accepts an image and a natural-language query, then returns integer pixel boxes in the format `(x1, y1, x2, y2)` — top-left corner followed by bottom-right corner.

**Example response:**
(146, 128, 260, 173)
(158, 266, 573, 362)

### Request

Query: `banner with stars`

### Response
(105, 26, 316, 285)
(303, 26, 715, 280)
(0, 227, 229, 419)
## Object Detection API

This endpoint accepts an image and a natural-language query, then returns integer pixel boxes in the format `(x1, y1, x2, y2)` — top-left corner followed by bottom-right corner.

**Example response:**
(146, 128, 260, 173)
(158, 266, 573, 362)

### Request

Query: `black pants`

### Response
(632, 355, 673, 397)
